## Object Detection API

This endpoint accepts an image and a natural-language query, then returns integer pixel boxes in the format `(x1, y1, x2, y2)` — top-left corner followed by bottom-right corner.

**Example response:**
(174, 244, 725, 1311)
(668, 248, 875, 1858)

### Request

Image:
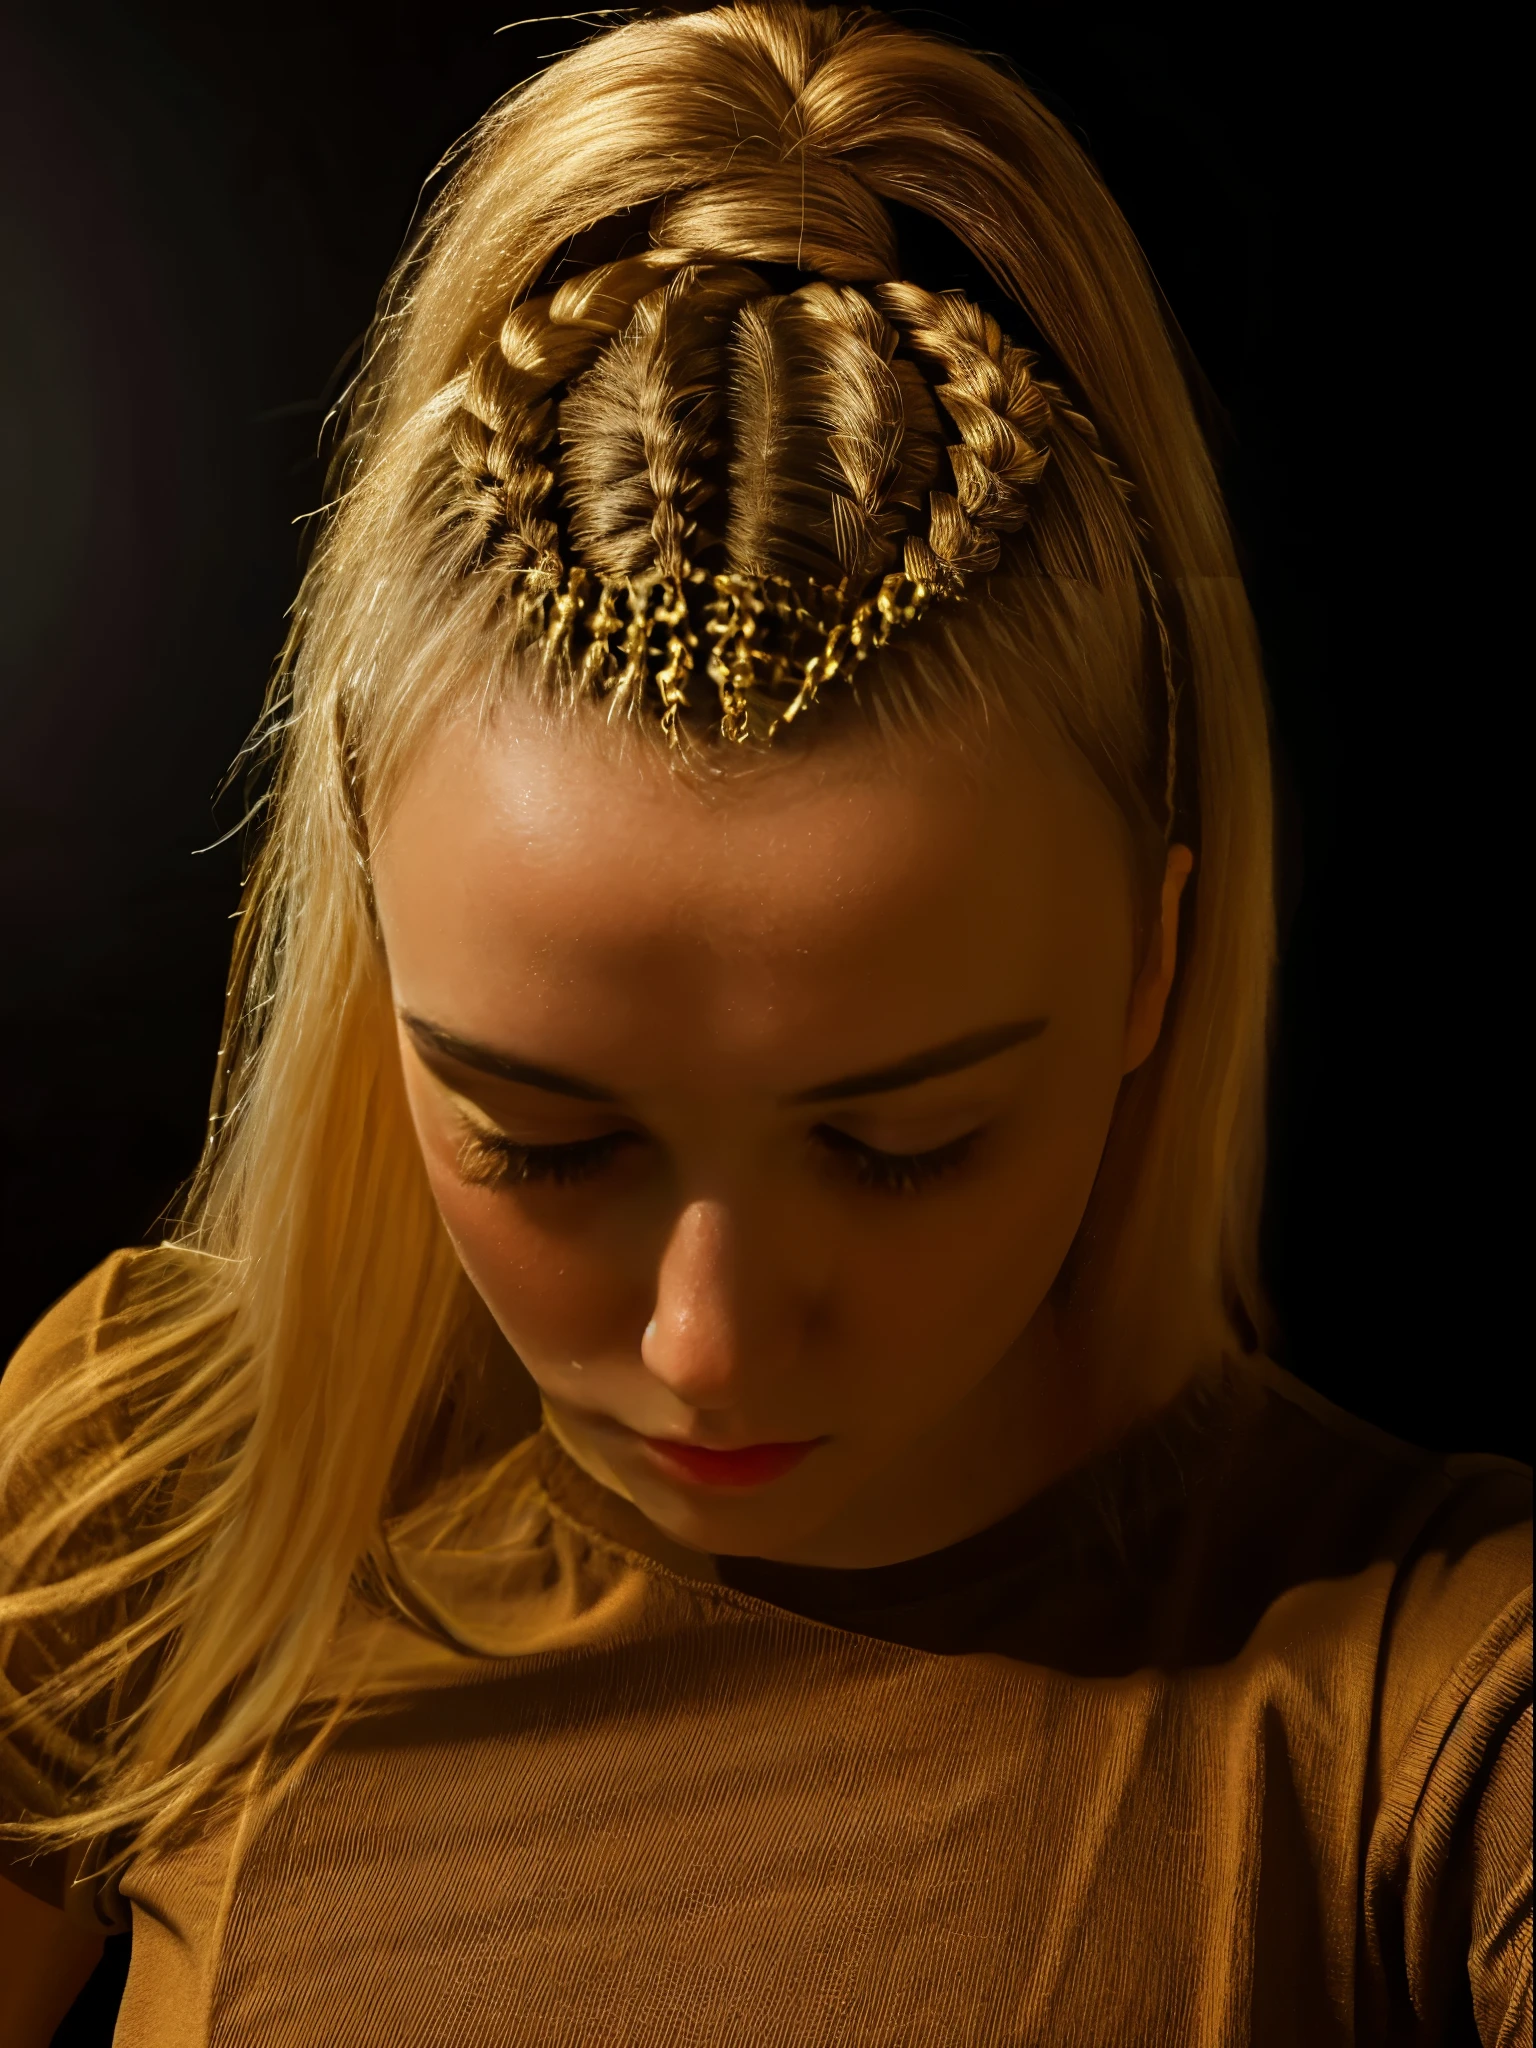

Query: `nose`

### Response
(640, 1198, 766, 1411)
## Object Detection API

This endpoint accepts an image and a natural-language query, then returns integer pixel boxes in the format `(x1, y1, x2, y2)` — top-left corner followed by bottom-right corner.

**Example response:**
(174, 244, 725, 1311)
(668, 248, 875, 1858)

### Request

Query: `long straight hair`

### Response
(1, 2, 1272, 1864)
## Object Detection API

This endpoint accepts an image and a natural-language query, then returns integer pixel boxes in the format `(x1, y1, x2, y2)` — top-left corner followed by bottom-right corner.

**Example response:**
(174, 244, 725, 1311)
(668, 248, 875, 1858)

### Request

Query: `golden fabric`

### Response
(2, 1252, 1530, 2046)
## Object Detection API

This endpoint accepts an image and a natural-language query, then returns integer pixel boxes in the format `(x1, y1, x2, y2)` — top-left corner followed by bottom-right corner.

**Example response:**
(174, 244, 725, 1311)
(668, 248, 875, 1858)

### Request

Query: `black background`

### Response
(0, 4, 1520, 2035)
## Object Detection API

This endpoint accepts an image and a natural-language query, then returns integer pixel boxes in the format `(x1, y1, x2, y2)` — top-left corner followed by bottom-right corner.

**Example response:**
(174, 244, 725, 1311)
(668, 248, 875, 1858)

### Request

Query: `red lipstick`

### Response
(639, 1436, 822, 1489)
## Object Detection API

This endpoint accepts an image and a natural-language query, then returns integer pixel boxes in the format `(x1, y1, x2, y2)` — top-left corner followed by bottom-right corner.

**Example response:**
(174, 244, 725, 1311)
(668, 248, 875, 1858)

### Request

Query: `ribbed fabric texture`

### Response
(2, 1253, 1531, 2046)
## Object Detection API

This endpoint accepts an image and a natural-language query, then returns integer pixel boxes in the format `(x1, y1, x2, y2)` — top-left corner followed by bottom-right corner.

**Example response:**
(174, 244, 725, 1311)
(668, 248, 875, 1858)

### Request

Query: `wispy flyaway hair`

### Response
(1, 1, 1273, 1870)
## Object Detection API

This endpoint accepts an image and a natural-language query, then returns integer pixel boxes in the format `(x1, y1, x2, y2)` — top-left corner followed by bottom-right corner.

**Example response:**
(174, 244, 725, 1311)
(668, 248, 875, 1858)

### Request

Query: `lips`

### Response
(638, 1436, 822, 1489)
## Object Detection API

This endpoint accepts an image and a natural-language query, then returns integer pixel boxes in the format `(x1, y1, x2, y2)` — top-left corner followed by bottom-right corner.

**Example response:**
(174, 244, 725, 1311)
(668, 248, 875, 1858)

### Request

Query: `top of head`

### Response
(443, 257, 1072, 742)
(370, 2, 1165, 750)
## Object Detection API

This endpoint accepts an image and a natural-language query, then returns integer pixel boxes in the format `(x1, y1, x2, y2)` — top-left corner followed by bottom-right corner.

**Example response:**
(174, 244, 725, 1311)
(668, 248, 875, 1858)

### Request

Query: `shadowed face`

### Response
(372, 706, 1188, 1567)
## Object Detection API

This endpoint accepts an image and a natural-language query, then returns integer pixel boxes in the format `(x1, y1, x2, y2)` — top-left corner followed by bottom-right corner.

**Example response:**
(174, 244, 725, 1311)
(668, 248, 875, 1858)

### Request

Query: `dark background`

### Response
(0, 2, 1520, 2036)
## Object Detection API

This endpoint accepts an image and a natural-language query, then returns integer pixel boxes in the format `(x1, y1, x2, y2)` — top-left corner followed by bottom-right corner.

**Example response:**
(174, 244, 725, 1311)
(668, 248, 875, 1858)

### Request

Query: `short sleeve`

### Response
(0, 1250, 175, 1931)
(1363, 1463, 1533, 2047)
(1470, 1694, 1533, 2048)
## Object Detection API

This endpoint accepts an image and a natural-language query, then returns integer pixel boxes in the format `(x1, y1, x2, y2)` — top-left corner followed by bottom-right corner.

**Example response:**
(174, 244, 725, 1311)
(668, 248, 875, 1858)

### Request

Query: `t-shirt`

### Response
(1, 1250, 1530, 2046)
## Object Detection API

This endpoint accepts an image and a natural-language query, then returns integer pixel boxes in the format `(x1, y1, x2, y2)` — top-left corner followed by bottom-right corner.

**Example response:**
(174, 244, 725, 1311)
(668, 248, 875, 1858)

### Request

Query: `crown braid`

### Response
(800, 283, 931, 584)
(434, 207, 1143, 738)
(876, 280, 1173, 820)
(724, 282, 942, 588)
(445, 253, 683, 590)
(874, 282, 1053, 595)
(560, 263, 765, 582)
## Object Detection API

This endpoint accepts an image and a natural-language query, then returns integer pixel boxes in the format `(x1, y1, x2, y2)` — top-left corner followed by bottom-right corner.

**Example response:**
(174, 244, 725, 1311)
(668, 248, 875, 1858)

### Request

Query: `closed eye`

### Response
(454, 1121, 981, 1196)
(813, 1123, 980, 1195)
(457, 1126, 641, 1189)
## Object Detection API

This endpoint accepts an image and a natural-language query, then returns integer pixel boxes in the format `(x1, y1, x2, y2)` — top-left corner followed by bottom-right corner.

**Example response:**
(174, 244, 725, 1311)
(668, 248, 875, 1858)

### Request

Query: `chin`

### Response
(609, 1437, 846, 1558)
(649, 1484, 823, 1555)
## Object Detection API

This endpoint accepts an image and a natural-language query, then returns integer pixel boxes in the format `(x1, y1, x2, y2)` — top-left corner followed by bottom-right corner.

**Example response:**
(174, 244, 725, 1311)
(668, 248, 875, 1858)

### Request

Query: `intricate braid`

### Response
(436, 255, 1141, 749)
(726, 283, 941, 588)
(445, 253, 680, 589)
(559, 263, 764, 581)
(797, 283, 934, 584)
(875, 282, 1053, 595)
(878, 281, 1173, 825)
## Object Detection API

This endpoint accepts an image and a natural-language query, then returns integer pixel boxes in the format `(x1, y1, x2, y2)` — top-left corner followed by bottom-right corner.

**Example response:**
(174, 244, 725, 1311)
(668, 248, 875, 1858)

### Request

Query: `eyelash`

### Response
(456, 1125, 979, 1196)
(457, 1129, 638, 1189)
(811, 1123, 978, 1195)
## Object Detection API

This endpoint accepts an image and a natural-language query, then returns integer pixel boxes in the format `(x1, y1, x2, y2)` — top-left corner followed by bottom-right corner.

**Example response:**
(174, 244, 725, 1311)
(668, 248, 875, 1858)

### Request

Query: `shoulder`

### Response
(0, 1246, 206, 1437)
(1207, 1357, 1528, 1581)
(1226, 1365, 1530, 1858)
(1237, 1379, 1533, 2040)
(1236, 1358, 1530, 1656)
(0, 1254, 171, 1915)
(1164, 1359, 1530, 1716)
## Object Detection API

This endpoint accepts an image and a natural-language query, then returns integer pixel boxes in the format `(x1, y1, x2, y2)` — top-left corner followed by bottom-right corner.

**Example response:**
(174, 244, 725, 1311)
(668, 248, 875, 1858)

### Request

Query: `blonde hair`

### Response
(1, 1, 1272, 1867)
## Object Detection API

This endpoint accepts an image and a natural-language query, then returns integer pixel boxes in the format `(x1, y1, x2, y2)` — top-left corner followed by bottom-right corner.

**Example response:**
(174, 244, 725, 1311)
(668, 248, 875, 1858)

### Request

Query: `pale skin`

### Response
(0, 705, 1191, 2026)
(374, 703, 1192, 1569)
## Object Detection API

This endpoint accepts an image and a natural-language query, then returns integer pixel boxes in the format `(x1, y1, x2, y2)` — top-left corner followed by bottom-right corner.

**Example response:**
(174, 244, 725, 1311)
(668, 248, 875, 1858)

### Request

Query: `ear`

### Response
(1122, 844, 1194, 1075)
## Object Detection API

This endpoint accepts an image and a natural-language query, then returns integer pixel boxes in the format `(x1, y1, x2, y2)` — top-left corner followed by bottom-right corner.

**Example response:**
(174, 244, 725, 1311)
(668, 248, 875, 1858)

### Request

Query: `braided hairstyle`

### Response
(0, 4, 1275, 1873)
(430, 218, 1157, 746)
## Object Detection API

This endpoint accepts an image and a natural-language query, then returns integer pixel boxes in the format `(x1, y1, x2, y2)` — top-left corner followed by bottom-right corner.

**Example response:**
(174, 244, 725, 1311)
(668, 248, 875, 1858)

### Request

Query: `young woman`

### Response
(2, 6, 1529, 2043)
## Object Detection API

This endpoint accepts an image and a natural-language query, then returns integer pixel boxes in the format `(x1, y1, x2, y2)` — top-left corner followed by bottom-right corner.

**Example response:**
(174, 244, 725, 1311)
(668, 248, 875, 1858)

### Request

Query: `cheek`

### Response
(402, 1066, 647, 1367)
(813, 1061, 1126, 1383)
(427, 1163, 651, 1365)
(855, 1134, 1103, 1353)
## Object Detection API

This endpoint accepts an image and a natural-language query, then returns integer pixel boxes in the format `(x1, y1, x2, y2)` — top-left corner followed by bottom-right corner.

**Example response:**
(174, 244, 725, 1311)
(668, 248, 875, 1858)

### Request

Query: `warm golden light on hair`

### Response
(1, 0, 1272, 1869)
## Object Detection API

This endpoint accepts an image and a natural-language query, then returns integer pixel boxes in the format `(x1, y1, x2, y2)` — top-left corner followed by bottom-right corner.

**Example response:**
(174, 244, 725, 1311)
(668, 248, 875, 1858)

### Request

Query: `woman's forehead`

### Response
(372, 707, 1135, 1085)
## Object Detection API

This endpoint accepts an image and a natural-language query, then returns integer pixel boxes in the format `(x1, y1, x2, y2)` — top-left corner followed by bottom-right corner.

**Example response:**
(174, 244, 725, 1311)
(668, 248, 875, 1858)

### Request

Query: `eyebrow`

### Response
(785, 1018, 1048, 1104)
(402, 1014, 619, 1101)
(402, 1010, 1048, 1108)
